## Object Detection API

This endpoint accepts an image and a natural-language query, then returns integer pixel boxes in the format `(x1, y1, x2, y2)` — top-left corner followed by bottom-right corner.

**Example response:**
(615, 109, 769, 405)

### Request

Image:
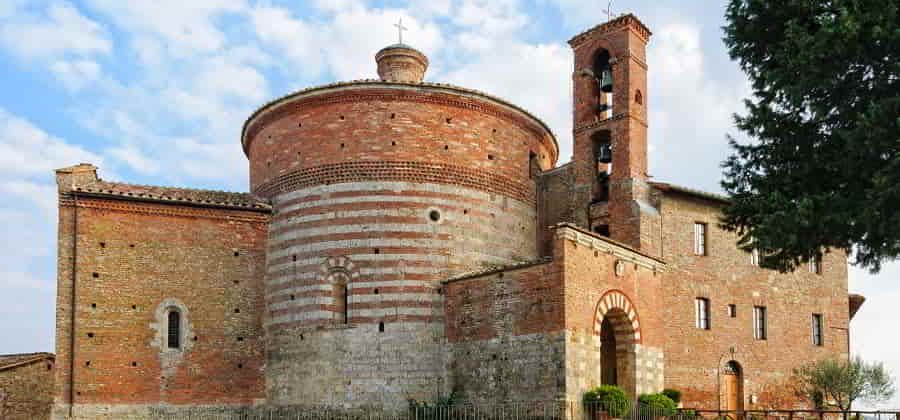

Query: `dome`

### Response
(375, 43, 429, 82)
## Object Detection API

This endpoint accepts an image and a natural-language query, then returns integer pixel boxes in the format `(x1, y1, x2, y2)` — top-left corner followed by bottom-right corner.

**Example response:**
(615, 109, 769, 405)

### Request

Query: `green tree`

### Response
(720, 0, 900, 272)
(793, 356, 895, 415)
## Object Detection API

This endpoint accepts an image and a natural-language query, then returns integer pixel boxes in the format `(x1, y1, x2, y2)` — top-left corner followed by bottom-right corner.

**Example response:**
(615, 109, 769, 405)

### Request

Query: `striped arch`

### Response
(318, 255, 360, 283)
(593, 290, 642, 346)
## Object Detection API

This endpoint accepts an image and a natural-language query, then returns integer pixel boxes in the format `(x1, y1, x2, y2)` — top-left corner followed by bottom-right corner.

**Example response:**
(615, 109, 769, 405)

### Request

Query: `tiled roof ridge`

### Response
(72, 179, 272, 210)
(442, 257, 553, 284)
(567, 13, 652, 45)
(650, 181, 730, 203)
(0, 352, 54, 372)
(241, 79, 559, 158)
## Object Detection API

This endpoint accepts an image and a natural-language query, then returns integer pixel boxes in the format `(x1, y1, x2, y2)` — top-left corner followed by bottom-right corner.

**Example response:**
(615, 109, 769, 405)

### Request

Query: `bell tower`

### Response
(568, 14, 658, 255)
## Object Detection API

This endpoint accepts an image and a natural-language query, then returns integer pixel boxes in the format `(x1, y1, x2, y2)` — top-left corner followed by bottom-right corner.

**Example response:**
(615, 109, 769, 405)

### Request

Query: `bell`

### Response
(597, 143, 612, 163)
(599, 68, 613, 93)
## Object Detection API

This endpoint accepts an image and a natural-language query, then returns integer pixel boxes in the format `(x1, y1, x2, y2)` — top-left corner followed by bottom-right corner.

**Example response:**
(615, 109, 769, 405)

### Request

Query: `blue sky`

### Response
(1, 0, 897, 408)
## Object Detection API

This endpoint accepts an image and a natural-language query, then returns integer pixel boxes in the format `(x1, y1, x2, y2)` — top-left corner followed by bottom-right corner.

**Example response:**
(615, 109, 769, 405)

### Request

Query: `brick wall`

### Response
(54, 194, 269, 419)
(658, 192, 849, 410)
(0, 356, 55, 420)
(444, 261, 566, 403)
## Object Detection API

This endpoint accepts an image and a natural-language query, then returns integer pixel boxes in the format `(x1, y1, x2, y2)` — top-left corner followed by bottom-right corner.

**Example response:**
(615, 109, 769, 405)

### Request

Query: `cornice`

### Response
(568, 14, 653, 46)
(241, 81, 559, 163)
(553, 223, 667, 271)
(61, 195, 270, 223)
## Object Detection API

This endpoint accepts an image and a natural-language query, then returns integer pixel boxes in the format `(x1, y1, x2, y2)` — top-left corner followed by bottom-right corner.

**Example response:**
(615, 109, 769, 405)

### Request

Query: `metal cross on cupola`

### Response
(394, 18, 408, 44)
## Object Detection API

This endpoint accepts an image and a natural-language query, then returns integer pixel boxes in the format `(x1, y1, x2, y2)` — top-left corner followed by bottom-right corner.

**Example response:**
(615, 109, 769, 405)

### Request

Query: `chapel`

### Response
(43, 14, 862, 419)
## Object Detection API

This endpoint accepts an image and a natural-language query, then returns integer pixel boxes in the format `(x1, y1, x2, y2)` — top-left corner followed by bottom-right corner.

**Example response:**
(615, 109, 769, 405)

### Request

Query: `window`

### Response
(167, 311, 181, 349)
(753, 306, 767, 340)
(693, 223, 707, 255)
(812, 314, 824, 346)
(809, 256, 822, 274)
(728, 304, 737, 318)
(750, 249, 760, 266)
(695, 298, 710, 330)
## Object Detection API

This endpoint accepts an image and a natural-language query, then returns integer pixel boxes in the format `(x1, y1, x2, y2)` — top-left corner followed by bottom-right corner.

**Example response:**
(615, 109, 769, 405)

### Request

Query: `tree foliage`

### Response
(793, 356, 895, 412)
(720, 0, 900, 272)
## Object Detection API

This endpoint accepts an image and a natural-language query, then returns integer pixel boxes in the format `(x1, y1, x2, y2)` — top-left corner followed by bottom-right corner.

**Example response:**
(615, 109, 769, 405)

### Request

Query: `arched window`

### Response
(593, 49, 614, 117)
(328, 270, 351, 324)
(167, 310, 181, 349)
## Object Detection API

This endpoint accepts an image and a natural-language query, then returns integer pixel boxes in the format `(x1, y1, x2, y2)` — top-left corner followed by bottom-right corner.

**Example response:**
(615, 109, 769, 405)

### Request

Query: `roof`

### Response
(240, 79, 559, 163)
(650, 181, 730, 204)
(0, 352, 54, 372)
(568, 13, 652, 45)
(849, 294, 866, 320)
(442, 257, 553, 284)
(72, 180, 272, 212)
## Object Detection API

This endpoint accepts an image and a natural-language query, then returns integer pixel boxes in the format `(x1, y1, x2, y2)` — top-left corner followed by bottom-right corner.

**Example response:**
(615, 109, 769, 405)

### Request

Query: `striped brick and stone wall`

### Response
(243, 81, 557, 409)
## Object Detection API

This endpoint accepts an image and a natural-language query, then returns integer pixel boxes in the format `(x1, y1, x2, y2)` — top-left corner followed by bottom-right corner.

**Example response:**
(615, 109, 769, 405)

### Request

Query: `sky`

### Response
(0, 0, 896, 408)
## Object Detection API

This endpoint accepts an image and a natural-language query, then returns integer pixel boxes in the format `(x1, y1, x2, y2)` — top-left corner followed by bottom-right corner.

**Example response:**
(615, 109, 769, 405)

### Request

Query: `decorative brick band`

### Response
(253, 161, 535, 204)
(594, 290, 642, 346)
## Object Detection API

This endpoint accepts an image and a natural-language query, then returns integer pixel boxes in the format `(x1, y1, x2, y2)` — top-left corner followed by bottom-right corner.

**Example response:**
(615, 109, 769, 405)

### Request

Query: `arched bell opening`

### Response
(591, 130, 612, 202)
(593, 49, 614, 118)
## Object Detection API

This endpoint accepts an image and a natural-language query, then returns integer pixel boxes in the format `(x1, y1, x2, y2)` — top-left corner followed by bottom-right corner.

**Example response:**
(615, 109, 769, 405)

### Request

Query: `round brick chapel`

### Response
(241, 43, 558, 407)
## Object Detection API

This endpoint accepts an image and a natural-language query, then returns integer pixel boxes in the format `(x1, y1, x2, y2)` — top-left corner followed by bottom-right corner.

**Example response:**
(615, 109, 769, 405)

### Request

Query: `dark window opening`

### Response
(378, 322, 385, 332)
(592, 131, 612, 201)
(92, 272, 99, 278)
(529, 151, 541, 179)
(812, 314, 824, 346)
(429, 210, 441, 222)
(87, 332, 94, 338)
(593, 225, 610, 237)
(131, 362, 137, 367)
(728, 304, 737, 318)
(167, 311, 181, 349)
(234, 308, 240, 313)
(373, 288, 379, 295)
(290, 294, 295, 301)
(99, 242, 106, 248)
(487, 154, 494, 160)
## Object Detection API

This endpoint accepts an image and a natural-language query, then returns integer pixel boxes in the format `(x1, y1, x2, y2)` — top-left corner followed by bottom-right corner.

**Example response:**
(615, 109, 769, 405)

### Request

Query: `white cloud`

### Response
(0, 108, 103, 177)
(646, 22, 749, 192)
(0, 2, 111, 61)
(85, 0, 246, 55)
(50, 58, 101, 91)
(106, 146, 160, 175)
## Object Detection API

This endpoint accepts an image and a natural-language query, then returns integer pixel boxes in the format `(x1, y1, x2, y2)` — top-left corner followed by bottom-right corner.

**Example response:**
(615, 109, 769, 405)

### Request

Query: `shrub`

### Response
(638, 393, 677, 417)
(584, 385, 631, 418)
(662, 388, 682, 405)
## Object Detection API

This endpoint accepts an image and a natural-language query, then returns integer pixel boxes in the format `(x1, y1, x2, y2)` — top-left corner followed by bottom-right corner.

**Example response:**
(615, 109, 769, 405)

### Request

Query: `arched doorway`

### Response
(722, 360, 744, 414)
(594, 291, 642, 396)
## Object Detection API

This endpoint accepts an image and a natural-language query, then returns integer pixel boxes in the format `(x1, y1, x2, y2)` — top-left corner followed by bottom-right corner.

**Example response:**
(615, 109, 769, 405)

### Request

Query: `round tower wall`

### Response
(243, 83, 555, 409)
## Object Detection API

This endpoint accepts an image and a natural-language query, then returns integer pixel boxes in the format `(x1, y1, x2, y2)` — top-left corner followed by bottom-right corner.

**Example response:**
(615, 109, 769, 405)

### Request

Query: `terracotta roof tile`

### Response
(0, 352, 54, 371)
(72, 180, 272, 211)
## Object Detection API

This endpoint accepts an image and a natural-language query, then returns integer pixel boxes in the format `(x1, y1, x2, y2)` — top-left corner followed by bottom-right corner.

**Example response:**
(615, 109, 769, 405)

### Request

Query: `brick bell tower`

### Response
(568, 14, 659, 256)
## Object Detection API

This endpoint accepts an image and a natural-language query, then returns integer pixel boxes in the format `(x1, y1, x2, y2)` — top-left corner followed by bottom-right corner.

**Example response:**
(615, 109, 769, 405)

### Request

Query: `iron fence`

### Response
(67, 401, 900, 420)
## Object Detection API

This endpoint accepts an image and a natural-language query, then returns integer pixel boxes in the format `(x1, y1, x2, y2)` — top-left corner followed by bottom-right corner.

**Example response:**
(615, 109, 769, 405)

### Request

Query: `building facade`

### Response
(46, 14, 863, 419)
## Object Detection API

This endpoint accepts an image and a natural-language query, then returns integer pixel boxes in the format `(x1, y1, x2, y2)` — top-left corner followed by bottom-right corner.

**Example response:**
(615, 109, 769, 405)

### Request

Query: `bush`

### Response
(638, 393, 677, 417)
(662, 389, 682, 405)
(584, 385, 631, 418)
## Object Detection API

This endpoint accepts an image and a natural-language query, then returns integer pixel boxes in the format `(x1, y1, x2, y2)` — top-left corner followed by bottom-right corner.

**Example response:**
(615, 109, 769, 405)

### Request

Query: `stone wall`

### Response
(444, 261, 566, 404)
(0, 355, 55, 420)
(53, 194, 269, 419)
(657, 191, 850, 409)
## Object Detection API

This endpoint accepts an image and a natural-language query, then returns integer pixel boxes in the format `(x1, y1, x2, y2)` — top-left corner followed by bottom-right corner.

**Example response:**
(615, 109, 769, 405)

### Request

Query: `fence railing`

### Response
(84, 401, 900, 420)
